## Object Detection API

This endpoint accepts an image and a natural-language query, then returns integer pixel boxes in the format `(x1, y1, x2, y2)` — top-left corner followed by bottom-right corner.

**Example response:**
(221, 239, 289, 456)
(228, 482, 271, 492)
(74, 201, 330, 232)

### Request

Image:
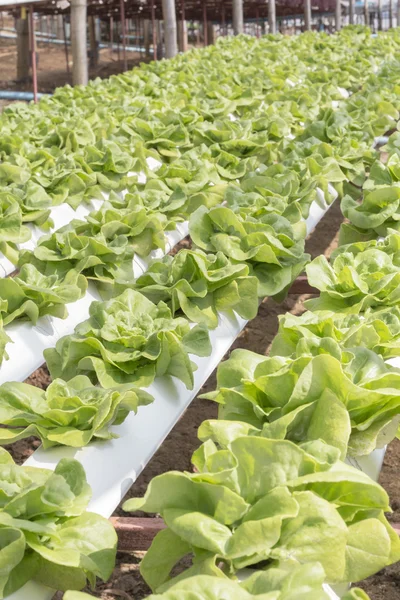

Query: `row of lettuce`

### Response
(2, 26, 400, 363)
(0, 26, 400, 598)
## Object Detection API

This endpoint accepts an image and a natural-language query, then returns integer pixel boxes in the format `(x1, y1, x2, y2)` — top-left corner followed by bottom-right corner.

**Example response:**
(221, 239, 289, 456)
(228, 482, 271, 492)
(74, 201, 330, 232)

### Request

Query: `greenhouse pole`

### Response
(151, 0, 157, 59)
(335, 0, 341, 30)
(364, 0, 369, 25)
(62, 15, 70, 75)
(378, 0, 382, 29)
(233, 0, 244, 34)
(70, 0, 88, 85)
(16, 8, 30, 82)
(178, 0, 188, 52)
(203, 2, 208, 45)
(110, 17, 113, 51)
(349, 0, 355, 24)
(29, 6, 37, 103)
(304, 0, 312, 30)
(269, 0, 276, 33)
(162, 0, 178, 57)
(120, 0, 127, 71)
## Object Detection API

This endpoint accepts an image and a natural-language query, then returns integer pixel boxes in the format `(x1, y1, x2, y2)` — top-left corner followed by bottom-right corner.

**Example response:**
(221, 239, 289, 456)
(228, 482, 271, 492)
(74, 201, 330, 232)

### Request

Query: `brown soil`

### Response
(0, 32, 146, 98)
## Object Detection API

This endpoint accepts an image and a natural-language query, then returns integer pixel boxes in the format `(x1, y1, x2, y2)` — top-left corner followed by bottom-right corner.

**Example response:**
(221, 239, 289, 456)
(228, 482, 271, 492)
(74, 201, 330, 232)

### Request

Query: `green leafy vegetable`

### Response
(189, 206, 309, 298)
(201, 347, 400, 457)
(131, 249, 259, 329)
(0, 264, 87, 326)
(0, 449, 116, 597)
(271, 307, 400, 360)
(0, 376, 153, 448)
(305, 233, 400, 313)
(45, 289, 211, 389)
(124, 436, 399, 590)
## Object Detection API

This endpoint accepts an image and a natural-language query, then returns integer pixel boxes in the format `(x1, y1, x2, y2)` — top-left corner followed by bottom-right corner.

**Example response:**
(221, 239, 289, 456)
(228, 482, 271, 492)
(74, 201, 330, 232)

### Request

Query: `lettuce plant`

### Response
(0, 376, 153, 448)
(0, 264, 87, 325)
(0, 192, 31, 264)
(124, 436, 399, 591)
(305, 233, 400, 313)
(0, 449, 116, 597)
(45, 289, 211, 389)
(63, 564, 371, 599)
(189, 205, 309, 298)
(131, 249, 259, 329)
(0, 318, 11, 367)
(271, 307, 400, 360)
(201, 347, 400, 458)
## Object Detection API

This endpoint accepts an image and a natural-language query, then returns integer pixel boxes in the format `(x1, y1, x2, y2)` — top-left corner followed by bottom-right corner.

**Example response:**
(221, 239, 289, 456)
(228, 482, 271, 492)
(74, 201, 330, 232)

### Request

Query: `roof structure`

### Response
(0, 0, 337, 20)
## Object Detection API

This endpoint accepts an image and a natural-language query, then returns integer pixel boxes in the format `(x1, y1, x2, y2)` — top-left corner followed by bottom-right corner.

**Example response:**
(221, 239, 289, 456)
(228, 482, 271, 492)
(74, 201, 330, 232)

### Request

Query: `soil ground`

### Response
(0, 32, 399, 599)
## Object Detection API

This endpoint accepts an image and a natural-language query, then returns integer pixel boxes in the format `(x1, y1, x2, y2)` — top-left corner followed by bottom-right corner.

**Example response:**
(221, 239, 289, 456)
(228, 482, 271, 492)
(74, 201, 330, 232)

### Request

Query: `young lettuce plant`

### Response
(123, 436, 399, 592)
(131, 248, 259, 329)
(339, 159, 400, 244)
(189, 205, 309, 299)
(0, 264, 87, 326)
(45, 289, 211, 390)
(20, 192, 170, 289)
(0, 376, 153, 448)
(271, 307, 400, 360)
(201, 347, 400, 458)
(0, 317, 11, 367)
(62, 563, 371, 599)
(0, 449, 117, 597)
(304, 233, 400, 313)
(0, 193, 31, 264)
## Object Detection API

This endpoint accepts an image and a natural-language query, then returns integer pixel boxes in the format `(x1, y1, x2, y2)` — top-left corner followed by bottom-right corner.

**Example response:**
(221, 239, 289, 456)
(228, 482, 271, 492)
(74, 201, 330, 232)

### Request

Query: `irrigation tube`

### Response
(0, 90, 48, 101)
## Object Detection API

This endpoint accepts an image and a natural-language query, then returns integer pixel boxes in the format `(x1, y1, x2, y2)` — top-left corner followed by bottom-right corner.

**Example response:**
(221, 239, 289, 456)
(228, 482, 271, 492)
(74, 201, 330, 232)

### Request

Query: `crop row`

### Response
(1, 26, 400, 599)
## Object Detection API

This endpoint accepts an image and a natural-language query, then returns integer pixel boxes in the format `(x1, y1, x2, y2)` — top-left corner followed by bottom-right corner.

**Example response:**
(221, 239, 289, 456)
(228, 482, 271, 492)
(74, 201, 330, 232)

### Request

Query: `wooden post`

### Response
(364, 0, 369, 25)
(268, 0, 276, 33)
(378, 0, 382, 29)
(335, 0, 341, 30)
(256, 6, 260, 37)
(29, 6, 37, 103)
(110, 16, 113, 51)
(62, 15, 70, 75)
(221, 2, 226, 34)
(179, 0, 187, 51)
(203, 2, 208, 45)
(144, 19, 150, 56)
(207, 21, 215, 45)
(232, 0, 244, 34)
(71, 0, 88, 85)
(157, 19, 163, 57)
(304, 0, 312, 29)
(397, 0, 400, 26)
(161, 0, 178, 58)
(151, 0, 157, 59)
(390, 0, 394, 26)
(349, 0, 355, 24)
(16, 9, 30, 81)
(57, 14, 64, 39)
(88, 15, 98, 68)
(120, 0, 127, 70)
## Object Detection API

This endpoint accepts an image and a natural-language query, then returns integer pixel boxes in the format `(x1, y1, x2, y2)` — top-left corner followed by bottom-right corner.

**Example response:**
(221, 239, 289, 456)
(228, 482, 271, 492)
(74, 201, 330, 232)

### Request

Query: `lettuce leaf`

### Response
(0, 376, 153, 448)
(0, 449, 116, 597)
(45, 289, 211, 389)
